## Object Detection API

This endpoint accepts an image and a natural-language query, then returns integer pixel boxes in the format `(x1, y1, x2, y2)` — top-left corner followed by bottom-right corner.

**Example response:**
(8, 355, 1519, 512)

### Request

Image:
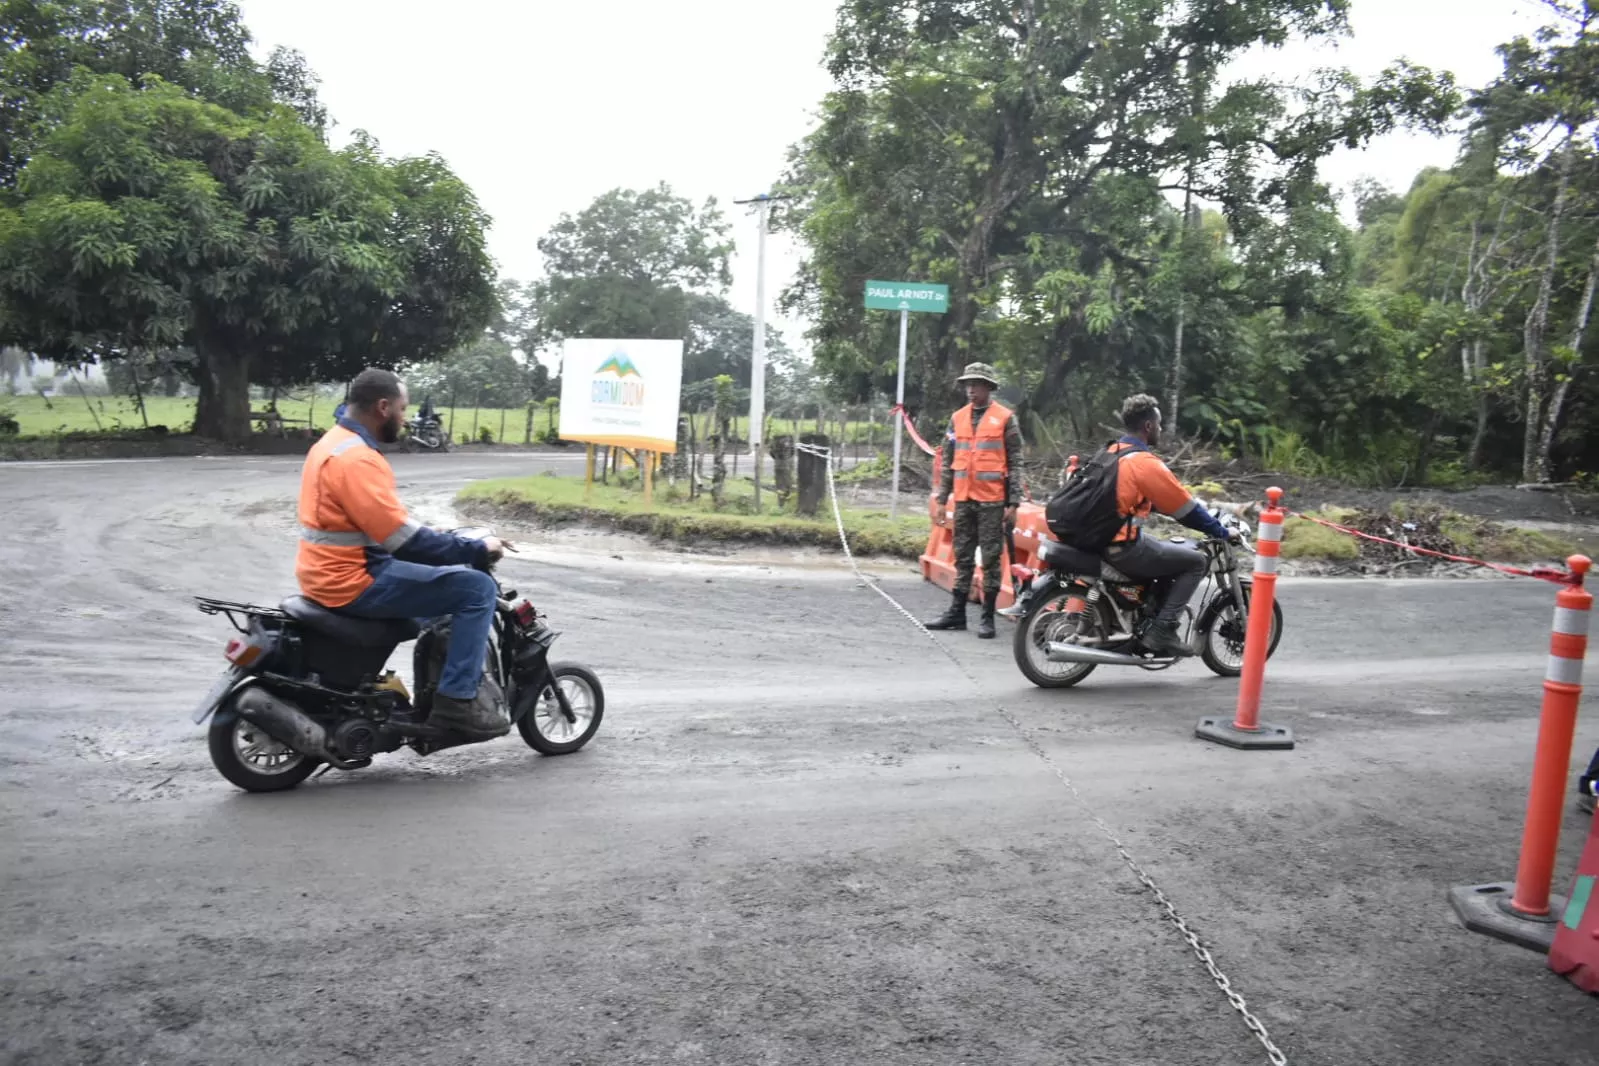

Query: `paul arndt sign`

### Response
(558, 338, 684, 452)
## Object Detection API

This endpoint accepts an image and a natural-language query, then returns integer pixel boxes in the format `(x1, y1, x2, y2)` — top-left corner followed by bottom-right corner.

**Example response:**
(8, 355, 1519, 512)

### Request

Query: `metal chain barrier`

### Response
(796, 441, 1290, 1066)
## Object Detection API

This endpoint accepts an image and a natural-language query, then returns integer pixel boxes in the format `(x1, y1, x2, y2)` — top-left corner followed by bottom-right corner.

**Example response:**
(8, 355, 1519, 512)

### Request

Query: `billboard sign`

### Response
(557, 338, 684, 453)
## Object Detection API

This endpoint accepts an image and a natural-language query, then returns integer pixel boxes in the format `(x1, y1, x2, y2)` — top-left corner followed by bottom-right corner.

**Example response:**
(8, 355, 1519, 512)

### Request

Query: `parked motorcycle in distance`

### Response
(404, 413, 449, 452)
(1010, 509, 1283, 688)
(191, 528, 602, 791)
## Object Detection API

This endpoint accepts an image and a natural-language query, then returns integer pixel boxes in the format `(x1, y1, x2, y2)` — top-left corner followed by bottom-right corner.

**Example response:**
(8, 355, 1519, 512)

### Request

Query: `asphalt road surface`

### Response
(2, 453, 1598, 1066)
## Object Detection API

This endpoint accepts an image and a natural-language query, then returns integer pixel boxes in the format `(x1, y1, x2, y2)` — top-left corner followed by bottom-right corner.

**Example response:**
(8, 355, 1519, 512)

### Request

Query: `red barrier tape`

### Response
(1285, 510, 1579, 586)
(890, 404, 939, 457)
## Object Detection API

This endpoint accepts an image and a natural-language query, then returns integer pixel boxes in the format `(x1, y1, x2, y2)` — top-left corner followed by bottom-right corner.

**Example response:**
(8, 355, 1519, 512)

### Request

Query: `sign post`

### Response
(864, 280, 950, 519)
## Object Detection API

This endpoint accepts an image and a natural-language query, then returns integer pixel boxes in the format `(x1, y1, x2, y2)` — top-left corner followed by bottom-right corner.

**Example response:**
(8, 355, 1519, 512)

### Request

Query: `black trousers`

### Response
(1103, 535, 1207, 623)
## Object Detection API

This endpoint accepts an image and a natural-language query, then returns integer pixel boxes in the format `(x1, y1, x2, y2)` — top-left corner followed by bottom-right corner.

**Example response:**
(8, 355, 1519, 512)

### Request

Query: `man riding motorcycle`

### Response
(1100, 393, 1236, 657)
(296, 368, 509, 738)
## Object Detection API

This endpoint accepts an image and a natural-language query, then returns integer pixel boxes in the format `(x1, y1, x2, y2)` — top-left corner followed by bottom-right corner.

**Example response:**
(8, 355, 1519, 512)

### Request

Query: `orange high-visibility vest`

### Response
(950, 401, 1013, 503)
(295, 425, 420, 607)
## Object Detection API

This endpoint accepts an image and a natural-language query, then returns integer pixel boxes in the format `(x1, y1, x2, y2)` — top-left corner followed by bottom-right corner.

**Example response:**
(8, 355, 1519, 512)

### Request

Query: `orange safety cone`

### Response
(1449, 555, 1593, 953)
(1196, 486, 1295, 750)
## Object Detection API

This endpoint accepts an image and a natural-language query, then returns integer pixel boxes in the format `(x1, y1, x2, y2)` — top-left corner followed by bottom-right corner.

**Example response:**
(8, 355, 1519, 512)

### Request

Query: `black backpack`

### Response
(1044, 440, 1143, 550)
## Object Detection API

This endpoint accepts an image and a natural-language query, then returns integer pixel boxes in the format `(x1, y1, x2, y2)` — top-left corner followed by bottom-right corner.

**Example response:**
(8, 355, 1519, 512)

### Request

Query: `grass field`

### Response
(1, 393, 555, 442)
(0, 392, 894, 446)
(458, 472, 932, 558)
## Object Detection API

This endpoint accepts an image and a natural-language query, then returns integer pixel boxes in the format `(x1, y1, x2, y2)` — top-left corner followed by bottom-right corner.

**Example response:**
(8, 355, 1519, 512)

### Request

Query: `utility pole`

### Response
(735, 192, 787, 512)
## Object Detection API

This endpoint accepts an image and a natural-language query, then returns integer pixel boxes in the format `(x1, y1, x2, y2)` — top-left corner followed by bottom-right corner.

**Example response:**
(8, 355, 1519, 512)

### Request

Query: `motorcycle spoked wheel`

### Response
(207, 700, 319, 793)
(1198, 590, 1284, 678)
(516, 664, 605, 755)
(1013, 584, 1100, 689)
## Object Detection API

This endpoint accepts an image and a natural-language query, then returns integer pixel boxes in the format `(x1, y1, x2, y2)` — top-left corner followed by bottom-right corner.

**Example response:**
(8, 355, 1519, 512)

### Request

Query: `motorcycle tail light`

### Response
(513, 600, 537, 627)
(224, 636, 265, 666)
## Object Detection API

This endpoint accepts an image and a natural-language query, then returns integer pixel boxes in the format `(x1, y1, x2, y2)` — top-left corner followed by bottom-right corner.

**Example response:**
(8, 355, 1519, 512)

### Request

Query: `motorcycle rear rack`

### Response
(194, 596, 290, 633)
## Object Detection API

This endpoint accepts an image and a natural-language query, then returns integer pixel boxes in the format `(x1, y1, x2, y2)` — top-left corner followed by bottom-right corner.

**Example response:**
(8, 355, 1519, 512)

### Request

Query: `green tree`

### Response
(1, 0, 325, 189)
(1471, 0, 1599, 480)
(529, 184, 732, 351)
(0, 76, 496, 440)
(781, 0, 1456, 432)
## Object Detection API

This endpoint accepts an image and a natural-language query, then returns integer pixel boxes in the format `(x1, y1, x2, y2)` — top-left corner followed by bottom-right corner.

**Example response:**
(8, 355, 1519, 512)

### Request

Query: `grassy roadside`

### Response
(459, 472, 1579, 569)
(457, 474, 932, 559)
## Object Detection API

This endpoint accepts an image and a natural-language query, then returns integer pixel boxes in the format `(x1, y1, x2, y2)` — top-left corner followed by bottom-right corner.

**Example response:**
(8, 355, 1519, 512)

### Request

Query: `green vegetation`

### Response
(779, 0, 1599, 487)
(1280, 512, 1364, 563)
(457, 474, 930, 559)
(1277, 505, 1575, 565)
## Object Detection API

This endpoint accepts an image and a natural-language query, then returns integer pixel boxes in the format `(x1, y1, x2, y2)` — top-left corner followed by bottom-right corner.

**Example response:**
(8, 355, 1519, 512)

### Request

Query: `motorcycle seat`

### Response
(1037, 539, 1136, 583)
(1037, 538, 1102, 574)
(280, 596, 421, 648)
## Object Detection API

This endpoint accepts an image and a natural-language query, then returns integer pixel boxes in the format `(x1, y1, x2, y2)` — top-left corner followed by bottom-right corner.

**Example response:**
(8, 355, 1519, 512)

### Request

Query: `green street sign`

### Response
(864, 279, 949, 314)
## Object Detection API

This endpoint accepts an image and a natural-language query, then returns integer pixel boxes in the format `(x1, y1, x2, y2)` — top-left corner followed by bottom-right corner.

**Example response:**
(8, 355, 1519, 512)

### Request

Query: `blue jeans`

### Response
(344, 560, 497, 699)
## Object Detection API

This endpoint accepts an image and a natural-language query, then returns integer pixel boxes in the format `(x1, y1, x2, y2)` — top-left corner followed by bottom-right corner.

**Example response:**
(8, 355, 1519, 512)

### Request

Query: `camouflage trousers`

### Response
(952, 501, 1008, 599)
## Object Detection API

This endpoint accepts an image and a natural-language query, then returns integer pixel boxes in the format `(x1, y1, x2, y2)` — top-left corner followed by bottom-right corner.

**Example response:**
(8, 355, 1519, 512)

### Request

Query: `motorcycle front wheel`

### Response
(1198, 590, 1284, 677)
(1013, 583, 1098, 689)
(517, 663, 604, 755)
(207, 704, 318, 792)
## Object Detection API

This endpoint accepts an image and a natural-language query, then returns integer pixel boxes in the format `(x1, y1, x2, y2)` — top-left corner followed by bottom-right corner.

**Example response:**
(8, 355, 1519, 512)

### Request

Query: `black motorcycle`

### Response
(1010, 509, 1284, 688)
(404, 413, 449, 451)
(191, 530, 602, 792)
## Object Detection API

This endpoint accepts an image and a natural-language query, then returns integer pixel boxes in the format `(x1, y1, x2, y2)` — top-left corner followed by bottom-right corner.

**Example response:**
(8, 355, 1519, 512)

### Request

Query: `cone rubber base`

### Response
(1195, 716, 1295, 750)
(1447, 882, 1565, 953)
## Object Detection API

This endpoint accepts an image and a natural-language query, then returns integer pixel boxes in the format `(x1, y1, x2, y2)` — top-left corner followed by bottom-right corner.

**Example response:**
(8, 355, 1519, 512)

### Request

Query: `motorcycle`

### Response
(404, 413, 449, 452)
(1010, 509, 1283, 688)
(190, 529, 602, 792)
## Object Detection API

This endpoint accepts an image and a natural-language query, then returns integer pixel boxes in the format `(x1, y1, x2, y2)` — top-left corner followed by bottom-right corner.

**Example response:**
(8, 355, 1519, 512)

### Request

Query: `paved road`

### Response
(2, 454, 1597, 1066)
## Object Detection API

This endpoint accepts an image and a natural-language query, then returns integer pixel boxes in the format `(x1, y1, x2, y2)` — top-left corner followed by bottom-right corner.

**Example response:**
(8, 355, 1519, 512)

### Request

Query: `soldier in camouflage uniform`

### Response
(924, 362, 1023, 639)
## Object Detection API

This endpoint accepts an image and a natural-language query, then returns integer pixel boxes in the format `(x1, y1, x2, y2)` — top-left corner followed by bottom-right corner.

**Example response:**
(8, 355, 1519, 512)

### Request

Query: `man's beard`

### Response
(380, 413, 403, 444)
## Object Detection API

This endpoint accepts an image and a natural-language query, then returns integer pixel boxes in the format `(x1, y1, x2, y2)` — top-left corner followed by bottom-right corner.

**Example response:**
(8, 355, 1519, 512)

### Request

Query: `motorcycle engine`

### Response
(332, 718, 384, 760)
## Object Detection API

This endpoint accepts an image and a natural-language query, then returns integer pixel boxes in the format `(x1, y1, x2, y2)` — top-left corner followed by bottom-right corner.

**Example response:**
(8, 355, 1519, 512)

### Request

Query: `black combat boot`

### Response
(924, 589, 968, 631)
(976, 591, 999, 639)
(1140, 619, 1192, 658)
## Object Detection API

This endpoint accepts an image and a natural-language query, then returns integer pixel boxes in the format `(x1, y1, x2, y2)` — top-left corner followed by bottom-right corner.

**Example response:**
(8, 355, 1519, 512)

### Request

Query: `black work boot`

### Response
(924, 589, 968, 631)
(428, 689, 510, 740)
(976, 592, 999, 639)
(1140, 619, 1191, 658)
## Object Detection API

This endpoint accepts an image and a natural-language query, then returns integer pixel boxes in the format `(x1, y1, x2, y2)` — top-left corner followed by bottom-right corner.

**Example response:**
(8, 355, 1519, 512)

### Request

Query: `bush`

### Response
(478, 426, 495, 444)
(0, 408, 17, 436)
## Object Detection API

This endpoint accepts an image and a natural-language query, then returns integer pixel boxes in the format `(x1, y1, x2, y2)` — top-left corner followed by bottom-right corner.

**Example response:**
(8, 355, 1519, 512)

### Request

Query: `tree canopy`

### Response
(776, 0, 1599, 484)
(0, 2, 495, 440)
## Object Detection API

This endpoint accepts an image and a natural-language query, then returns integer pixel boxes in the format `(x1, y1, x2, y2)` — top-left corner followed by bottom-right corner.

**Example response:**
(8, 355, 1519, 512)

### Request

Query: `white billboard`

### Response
(557, 338, 684, 453)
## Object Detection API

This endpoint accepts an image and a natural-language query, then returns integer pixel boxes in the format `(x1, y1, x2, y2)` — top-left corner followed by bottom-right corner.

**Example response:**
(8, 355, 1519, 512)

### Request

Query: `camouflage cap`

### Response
(955, 362, 1000, 387)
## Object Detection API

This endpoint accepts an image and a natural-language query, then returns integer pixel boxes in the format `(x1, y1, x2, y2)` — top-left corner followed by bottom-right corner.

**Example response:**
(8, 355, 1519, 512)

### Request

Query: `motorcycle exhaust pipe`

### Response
(1045, 641, 1176, 667)
(235, 688, 355, 767)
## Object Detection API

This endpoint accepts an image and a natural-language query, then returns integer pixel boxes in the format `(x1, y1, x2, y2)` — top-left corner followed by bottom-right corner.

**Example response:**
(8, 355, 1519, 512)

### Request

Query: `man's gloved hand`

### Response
(1004, 504, 1019, 525)
(1226, 528, 1243, 545)
(483, 536, 512, 562)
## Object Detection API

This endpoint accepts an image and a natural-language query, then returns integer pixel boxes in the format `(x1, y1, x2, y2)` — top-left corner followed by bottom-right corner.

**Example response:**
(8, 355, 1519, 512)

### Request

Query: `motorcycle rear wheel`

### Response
(1013, 585, 1098, 689)
(208, 704, 318, 792)
(517, 663, 604, 755)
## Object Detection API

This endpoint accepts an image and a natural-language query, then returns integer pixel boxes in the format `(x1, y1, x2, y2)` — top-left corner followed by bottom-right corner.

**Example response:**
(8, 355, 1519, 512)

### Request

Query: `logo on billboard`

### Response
(591, 350, 645, 407)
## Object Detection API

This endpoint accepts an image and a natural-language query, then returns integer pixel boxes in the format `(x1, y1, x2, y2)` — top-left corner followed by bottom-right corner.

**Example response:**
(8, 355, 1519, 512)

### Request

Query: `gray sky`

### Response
(237, 0, 1550, 352)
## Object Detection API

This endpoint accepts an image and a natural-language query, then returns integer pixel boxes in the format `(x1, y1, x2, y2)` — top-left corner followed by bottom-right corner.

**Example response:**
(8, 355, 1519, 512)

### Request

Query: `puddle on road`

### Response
(408, 491, 914, 582)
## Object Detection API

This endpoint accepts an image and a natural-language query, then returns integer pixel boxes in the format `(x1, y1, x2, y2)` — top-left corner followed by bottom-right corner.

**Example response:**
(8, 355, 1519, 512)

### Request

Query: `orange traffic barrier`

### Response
(1549, 801, 1599, 992)
(1197, 486, 1295, 750)
(1449, 554, 1594, 952)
